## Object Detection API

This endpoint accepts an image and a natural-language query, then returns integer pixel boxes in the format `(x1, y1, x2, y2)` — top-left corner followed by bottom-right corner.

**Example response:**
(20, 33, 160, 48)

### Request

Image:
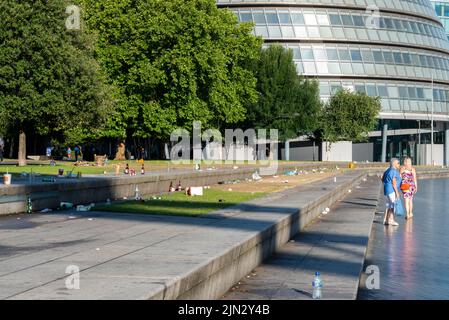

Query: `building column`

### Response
(445, 128, 449, 167)
(285, 139, 290, 161)
(381, 124, 388, 163)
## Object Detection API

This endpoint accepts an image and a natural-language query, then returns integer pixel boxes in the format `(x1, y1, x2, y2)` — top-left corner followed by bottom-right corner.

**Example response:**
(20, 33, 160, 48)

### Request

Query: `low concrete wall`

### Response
(353, 143, 374, 162)
(0, 168, 257, 216)
(2, 162, 381, 216)
(417, 144, 444, 165)
(145, 171, 367, 299)
(321, 141, 353, 162)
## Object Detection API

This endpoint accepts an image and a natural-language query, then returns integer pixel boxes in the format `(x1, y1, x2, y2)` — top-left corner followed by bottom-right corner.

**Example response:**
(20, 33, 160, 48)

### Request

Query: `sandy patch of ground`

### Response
(212, 169, 345, 194)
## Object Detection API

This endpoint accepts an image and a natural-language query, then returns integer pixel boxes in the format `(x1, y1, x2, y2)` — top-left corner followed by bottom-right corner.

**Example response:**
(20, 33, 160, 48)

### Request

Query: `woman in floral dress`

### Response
(400, 157, 418, 220)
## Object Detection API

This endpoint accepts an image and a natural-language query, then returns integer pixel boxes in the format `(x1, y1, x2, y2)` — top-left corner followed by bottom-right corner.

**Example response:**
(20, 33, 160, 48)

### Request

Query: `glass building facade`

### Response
(217, 0, 449, 162)
(431, 0, 449, 38)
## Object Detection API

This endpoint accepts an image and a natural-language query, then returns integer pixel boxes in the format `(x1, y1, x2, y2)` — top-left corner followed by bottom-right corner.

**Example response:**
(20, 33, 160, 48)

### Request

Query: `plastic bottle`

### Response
(134, 185, 141, 200)
(26, 196, 33, 214)
(312, 272, 323, 299)
(141, 164, 145, 175)
(124, 164, 129, 175)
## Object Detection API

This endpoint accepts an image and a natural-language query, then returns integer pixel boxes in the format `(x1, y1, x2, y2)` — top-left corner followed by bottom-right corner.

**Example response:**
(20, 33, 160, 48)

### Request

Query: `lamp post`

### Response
(431, 74, 434, 165)
(417, 120, 421, 165)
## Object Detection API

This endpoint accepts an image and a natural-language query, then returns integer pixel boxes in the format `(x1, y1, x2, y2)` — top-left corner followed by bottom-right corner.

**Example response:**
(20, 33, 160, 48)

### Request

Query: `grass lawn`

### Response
(0, 160, 180, 175)
(0, 164, 107, 175)
(0, 159, 295, 176)
(95, 188, 267, 217)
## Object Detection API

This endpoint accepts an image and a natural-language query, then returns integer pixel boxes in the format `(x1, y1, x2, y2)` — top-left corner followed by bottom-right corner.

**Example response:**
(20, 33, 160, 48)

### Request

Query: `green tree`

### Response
(319, 89, 381, 144)
(0, 0, 113, 165)
(79, 0, 262, 144)
(244, 45, 321, 140)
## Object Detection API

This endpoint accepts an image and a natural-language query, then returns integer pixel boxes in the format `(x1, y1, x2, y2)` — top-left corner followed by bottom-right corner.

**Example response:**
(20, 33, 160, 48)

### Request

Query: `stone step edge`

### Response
(350, 180, 383, 300)
(144, 171, 366, 300)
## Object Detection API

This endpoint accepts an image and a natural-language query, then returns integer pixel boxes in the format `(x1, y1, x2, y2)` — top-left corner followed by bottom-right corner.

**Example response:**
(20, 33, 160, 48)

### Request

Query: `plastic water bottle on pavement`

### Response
(312, 272, 323, 299)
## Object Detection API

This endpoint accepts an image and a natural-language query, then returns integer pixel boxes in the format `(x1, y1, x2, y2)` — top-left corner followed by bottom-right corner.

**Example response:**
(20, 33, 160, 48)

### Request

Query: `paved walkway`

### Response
(0, 171, 364, 299)
(222, 176, 381, 300)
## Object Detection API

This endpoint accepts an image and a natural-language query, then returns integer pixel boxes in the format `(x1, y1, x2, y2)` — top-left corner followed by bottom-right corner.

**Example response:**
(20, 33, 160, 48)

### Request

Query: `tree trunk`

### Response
(33, 136, 37, 155)
(18, 131, 27, 166)
(8, 136, 15, 158)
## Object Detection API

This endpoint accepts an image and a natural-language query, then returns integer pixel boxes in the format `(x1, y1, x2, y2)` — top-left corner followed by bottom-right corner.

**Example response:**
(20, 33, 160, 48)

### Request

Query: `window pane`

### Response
(254, 26, 268, 37)
(304, 13, 317, 25)
(393, 52, 403, 64)
(383, 51, 394, 63)
(266, 12, 279, 24)
(329, 14, 342, 25)
(278, 12, 291, 24)
(268, 26, 281, 37)
(378, 85, 388, 97)
(350, 49, 362, 61)
(292, 47, 301, 59)
(366, 85, 377, 96)
(300, 48, 314, 60)
(291, 12, 304, 24)
(361, 50, 373, 62)
(316, 14, 330, 25)
(419, 55, 427, 66)
(319, 83, 330, 95)
(445, 5, 449, 17)
(326, 49, 339, 60)
(352, 15, 364, 27)
(240, 12, 252, 22)
(402, 53, 411, 64)
(384, 18, 393, 29)
(253, 12, 266, 24)
(281, 26, 295, 37)
(404, 20, 413, 32)
(341, 15, 353, 26)
(314, 49, 327, 60)
(417, 87, 425, 99)
(411, 54, 420, 66)
(393, 19, 403, 31)
(355, 84, 366, 93)
(399, 87, 408, 98)
(373, 51, 384, 63)
(338, 49, 351, 61)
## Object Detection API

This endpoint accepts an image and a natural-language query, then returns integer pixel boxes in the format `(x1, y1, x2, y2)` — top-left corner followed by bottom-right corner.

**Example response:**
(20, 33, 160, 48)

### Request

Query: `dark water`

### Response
(358, 178, 449, 300)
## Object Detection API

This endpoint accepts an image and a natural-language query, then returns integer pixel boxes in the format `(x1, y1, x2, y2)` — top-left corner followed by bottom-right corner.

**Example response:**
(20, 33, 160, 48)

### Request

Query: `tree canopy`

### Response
(243, 45, 322, 140)
(319, 89, 381, 143)
(0, 0, 113, 149)
(79, 0, 263, 140)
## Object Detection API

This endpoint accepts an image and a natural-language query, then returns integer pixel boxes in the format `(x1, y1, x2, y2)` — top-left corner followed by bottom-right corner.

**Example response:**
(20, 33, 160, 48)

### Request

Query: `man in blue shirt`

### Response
(382, 158, 401, 226)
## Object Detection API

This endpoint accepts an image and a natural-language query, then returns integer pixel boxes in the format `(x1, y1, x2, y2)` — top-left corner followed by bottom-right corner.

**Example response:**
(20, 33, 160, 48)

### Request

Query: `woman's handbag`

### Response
(394, 198, 405, 217)
(400, 183, 410, 191)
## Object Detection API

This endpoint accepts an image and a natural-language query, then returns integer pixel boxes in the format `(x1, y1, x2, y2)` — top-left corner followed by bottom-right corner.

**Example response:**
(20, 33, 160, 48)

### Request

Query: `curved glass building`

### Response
(431, 0, 449, 38)
(217, 0, 449, 163)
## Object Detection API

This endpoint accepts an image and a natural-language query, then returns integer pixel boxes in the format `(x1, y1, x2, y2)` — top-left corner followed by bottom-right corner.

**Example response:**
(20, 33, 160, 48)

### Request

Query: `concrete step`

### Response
(222, 176, 382, 300)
